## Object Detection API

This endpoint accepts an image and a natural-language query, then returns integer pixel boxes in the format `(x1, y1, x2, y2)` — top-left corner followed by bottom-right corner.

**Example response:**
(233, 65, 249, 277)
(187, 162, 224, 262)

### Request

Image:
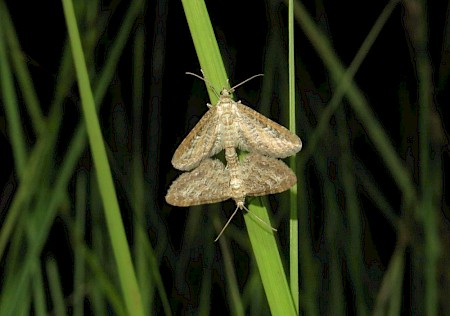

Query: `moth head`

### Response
(185, 70, 264, 102)
(220, 88, 232, 97)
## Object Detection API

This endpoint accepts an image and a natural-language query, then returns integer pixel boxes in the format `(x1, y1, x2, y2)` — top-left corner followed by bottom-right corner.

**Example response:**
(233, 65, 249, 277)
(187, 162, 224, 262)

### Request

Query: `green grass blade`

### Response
(141, 229, 173, 316)
(132, 22, 153, 316)
(31, 262, 47, 316)
(411, 1, 439, 313)
(46, 258, 67, 316)
(0, 137, 51, 259)
(336, 108, 368, 316)
(297, 175, 319, 316)
(92, 0, 144, 104)
(373, 238, 406, 316)
(1, 2, 45, 136)
(354, 159, 399, 229)
(181, 0, 229, 99)
(81, 243, 127, 316)
(318, 155, 345, 316)
(61, 1, 144, 315)
(244, 200, 297, 315)
(197, 240, 214, 316)
(73, 172, 87, 316)
(288, 0, 299, 312)
(0, 11, 27, 175)
(215, 219, 245, 316)
(0, 2, 140, 312)
(181, 0, 297, 314)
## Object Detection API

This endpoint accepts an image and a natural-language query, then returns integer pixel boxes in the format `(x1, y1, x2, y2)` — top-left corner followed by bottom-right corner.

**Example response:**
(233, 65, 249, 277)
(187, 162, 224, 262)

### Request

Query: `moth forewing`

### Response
(241, 154, 297, 197)
(171, 106, 222, 171)
(165, 159, 231, 206)
(236, 102, 302, 158)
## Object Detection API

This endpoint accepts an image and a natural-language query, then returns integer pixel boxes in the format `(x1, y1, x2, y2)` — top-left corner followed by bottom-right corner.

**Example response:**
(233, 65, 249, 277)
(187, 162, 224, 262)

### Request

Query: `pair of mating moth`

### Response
(165, 72, 302, 240)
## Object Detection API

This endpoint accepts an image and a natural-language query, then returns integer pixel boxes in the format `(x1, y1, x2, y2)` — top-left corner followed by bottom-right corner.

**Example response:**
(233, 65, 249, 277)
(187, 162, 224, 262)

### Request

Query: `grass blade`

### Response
(244, 200, 297, 315)
(61, 0, 144, 314)
(181, 0, 296, 314)
(0, 9, 27, 174)
(288, 0, 299, 312)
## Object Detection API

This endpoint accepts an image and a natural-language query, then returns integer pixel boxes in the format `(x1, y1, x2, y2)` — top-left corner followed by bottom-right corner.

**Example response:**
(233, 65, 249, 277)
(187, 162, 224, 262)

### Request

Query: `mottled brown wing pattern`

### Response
(241, 154, 297, 197)
(171, 106, 223, 171)
(236, 102, 302, 158)
(168, 76, 301, 212)
(166, 154, 296, 207)
(165, 159, 232, 207)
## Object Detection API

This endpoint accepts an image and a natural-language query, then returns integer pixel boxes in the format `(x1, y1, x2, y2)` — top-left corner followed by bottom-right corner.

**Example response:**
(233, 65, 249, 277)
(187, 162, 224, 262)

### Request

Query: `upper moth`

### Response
(171, 72, 302, 171)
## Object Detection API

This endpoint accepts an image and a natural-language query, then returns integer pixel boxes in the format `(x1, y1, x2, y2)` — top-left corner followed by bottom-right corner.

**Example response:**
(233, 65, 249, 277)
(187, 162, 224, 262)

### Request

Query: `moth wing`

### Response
(166, 159, 232, 207)
(236, 102, 302, 158)
(171, 106, 223, 171)
(241, 154, 297, 197)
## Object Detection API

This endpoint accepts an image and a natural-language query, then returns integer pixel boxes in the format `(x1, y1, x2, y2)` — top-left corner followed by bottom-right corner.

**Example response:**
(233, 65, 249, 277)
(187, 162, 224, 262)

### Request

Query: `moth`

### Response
(171, 72, 302, 171)
(165, 153, 297, 240)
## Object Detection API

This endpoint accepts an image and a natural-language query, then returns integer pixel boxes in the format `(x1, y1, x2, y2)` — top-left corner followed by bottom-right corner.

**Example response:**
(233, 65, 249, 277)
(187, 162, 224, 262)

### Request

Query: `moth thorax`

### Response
(220, 113, 233, 126)
(229, 177, 242, 190)
(217, 102, 234, 125)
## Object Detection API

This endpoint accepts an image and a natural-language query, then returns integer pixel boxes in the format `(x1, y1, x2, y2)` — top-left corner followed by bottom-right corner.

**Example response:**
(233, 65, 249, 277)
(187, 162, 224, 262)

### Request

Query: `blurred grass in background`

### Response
(0, 0, 449, 315)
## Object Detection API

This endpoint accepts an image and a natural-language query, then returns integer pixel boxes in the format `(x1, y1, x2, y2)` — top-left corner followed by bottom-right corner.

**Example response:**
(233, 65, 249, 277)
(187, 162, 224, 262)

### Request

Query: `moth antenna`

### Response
(185, 71, 207, 82)
(214, 205, 240, 242)
(241, 204, 277, 232)
(229, 74, 264, 92)
(186, 70, 220, 99)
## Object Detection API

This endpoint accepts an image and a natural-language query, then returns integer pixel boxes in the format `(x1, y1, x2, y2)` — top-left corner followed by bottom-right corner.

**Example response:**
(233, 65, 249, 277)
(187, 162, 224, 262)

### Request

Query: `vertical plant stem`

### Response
(288, 0, 299, 312)
(181, 0, 297, 314)
(132, 23, 151, 315)
(181, 0, 229, 100)
(336, 108, 368, 316)
(73, 172, 87, 316)
(1, 1, 45, 136)
(406, 1, 440, 313)
(61, 0, 144, 315)
(0, 12, 27, 175)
